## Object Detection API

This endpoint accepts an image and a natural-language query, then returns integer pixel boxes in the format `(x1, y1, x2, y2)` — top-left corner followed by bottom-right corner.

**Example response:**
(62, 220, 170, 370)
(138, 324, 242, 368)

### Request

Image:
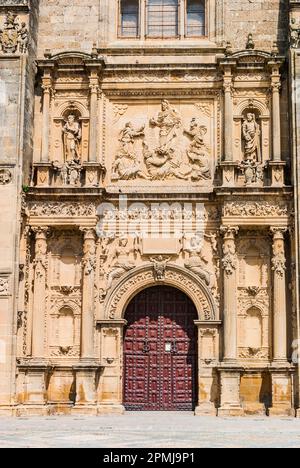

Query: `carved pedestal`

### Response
(220, 162, 238, 187)
(16, 360, 49, 416)
(268, 161, 285, 187)
(269, 369, 294, 417)
(84, 162, 104, 187)
(72, 361, 100, 415)
(97, 320, 127, 415)
(218, 368, 244, 417)
(194, 321, 220, 416)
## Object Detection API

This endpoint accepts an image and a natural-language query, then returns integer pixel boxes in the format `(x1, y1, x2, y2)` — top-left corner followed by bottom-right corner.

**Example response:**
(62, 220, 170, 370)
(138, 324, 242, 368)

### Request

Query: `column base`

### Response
(71, 405, 97, 416)
(268, 407, 295, 418)
(15, 404, 49, 417)
(243, 403, 266, 417)
(0, 405, 15, 417)
(295, 408, 300, 418)
(218, 405, 244, 417)
(97, 404, 125, 415)
(195, 403, 217, 416)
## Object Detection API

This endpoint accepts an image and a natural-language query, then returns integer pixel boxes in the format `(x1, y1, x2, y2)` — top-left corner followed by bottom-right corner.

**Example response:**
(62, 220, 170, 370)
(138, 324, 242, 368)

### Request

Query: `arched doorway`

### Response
(123, 286, 198, 411)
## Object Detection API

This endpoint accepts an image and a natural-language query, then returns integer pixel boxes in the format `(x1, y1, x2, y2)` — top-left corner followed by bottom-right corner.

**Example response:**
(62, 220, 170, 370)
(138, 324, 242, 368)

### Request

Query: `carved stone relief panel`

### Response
(0, 12, 28, 55)
(106, 98, 219, 191)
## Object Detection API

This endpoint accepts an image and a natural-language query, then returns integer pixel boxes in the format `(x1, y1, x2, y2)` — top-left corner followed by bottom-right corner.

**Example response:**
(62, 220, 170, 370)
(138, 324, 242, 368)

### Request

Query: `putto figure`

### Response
(242, 113, 261, 162)
(62, 114, 82, 162)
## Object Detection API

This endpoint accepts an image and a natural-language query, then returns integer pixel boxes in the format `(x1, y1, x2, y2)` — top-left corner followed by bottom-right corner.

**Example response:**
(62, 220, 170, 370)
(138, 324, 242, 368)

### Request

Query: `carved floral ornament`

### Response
(104, 264, 217, 322)
(0, 12, 28, 54)
(0, 169, 12, 185)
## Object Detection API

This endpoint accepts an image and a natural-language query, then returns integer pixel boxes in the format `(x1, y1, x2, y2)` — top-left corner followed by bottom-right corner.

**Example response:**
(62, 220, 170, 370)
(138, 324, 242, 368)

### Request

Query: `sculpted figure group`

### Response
(112, 100, 212, 183)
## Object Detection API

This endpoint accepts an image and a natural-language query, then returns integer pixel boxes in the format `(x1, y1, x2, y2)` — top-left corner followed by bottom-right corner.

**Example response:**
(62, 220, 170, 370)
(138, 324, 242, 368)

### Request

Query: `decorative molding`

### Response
(29, 202, 96, 217)
(223, 202, 288, 218)
(105, 264, 217, 322)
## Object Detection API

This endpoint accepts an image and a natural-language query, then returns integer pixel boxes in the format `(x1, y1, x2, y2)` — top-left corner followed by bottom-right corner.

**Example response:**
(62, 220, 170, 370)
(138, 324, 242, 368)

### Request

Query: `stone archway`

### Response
(104, 263, 218, 322)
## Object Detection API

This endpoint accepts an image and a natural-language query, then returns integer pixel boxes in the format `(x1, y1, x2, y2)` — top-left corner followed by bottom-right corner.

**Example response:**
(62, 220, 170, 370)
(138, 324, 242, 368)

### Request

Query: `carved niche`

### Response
(233, 99, 270, 186)
(51, 105, 87, 186)
(237, 237, 271, 360)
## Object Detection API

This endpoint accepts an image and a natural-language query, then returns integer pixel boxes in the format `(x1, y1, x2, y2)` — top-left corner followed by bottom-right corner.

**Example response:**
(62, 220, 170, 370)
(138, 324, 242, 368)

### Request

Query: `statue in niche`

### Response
(242, 113, 261, 162)
(112, 122, 149, 181)
(184, 118, 211, 181)
(63, 114, 82, 163)
(106, 237, 135, 289)
(184, 235, 212, 287)
(241, 113, 263, 186)
(53, 113, 82, 186)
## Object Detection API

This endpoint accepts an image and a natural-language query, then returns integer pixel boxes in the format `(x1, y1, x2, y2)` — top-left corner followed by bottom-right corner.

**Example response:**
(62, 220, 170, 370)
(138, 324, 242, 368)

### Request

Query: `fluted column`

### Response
(271, 227, 287, 362)
(223, 66, 233, 162)
(88, 72, 99, 162)
(81, 228, 96, 359)
(221, 226, 239, 361)
(41, 72, 52, 162)
(31, 227, 48, 358)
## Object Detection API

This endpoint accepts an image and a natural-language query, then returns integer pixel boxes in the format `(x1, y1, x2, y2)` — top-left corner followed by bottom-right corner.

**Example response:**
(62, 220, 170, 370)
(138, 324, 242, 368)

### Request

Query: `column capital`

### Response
(220, 226, 239, 239)
(31, 226, 50, 239)
(270, 227, 288, 240)
(80, 227, 97, 240)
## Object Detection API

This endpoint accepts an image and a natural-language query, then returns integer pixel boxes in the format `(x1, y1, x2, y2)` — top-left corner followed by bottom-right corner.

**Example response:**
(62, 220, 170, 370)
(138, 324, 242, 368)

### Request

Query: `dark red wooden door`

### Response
(123, 286, 198, 411)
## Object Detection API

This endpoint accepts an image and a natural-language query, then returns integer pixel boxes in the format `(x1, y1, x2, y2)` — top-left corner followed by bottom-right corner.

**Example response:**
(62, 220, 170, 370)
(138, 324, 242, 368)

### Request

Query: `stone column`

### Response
(218, 227, 243, 417)
(271, 227, 288, 362)
(22, 227, 49, 414)
(88, 71, 99, 162)
(41, 72, 52, 163)
(221, 226, 239, 362)
(80, 228, 96, 359)
(31, 227, 48, 358)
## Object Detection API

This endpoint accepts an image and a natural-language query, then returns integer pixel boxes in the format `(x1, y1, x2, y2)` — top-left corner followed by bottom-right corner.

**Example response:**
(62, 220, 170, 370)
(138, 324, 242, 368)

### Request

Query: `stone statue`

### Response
(112, 122, 149, 181)
(184, 235, 212, 286)
(106, 238, 135, 289)
(143, 142, 189, 181)
(62, 114, 82, 162)
(242, 113, 261, 162)
(150, 100, 182, 151)
(290, 18, 300, 49)
(18, 22, 28, 54)
(184, 118, 211, 181)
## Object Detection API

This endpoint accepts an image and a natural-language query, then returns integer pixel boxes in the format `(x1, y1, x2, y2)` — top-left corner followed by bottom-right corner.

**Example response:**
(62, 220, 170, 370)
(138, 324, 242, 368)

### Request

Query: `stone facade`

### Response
(0, 0, 299, 416)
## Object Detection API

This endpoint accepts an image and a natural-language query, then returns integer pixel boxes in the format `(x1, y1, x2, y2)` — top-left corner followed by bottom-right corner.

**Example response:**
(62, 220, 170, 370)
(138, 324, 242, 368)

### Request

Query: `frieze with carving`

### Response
(29, 202, 96, 217)
(223, 202, 288, 218)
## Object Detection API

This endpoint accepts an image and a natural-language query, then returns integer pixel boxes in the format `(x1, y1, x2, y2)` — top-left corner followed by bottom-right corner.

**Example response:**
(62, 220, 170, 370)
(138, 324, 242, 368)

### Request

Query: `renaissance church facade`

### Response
(1, 0, 300, 417)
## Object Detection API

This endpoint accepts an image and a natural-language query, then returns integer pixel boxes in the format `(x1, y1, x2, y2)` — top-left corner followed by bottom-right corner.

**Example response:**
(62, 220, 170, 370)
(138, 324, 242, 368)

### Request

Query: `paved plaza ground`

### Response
(0, 412, 300, 448)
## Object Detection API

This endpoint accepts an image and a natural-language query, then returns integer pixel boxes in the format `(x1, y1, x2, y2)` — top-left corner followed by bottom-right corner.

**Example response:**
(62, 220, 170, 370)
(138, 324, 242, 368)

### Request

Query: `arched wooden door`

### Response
(123, 286, 198, 411)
